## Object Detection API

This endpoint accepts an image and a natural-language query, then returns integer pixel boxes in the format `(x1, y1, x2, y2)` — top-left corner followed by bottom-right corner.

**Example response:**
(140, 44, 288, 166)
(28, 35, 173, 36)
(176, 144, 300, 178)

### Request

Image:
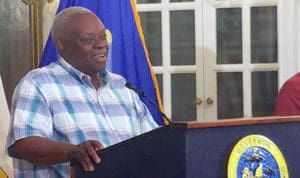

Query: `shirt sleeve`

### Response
(8, 77, 53, 146)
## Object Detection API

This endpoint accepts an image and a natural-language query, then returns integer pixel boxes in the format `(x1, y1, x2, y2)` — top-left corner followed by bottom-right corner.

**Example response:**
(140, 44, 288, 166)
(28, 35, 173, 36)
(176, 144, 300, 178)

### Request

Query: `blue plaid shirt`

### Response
(6, 57, 158, 178)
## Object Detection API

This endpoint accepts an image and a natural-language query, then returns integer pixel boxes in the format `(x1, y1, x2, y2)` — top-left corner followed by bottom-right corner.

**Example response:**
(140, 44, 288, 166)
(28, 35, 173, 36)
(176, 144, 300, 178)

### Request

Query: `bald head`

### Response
(51, 6, 96, 43)
(50, 6, 109, 76)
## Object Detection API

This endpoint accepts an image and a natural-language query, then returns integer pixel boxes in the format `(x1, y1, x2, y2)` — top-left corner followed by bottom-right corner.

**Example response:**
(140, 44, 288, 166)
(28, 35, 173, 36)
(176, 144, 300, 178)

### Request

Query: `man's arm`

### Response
(8, 136, 103, 172)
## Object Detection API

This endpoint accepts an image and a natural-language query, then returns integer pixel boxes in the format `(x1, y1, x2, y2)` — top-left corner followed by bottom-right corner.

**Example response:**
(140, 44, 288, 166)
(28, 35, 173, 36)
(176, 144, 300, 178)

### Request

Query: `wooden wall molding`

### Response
(22, 0, 54, 68)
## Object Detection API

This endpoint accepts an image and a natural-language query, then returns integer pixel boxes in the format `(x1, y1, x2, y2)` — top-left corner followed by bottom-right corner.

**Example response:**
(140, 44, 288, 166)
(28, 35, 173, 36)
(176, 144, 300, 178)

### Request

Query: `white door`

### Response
(137, 0, 279, 122)
(203, 0, 278, 121)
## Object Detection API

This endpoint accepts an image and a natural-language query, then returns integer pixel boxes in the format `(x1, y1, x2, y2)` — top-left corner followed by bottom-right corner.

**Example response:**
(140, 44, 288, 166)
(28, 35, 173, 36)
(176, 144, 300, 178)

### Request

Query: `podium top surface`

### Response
(170, 115, 300, 129)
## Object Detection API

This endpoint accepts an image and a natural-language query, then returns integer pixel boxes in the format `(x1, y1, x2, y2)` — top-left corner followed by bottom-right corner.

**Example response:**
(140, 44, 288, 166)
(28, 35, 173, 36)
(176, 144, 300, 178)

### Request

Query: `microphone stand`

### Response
(125, 82, 171, 125)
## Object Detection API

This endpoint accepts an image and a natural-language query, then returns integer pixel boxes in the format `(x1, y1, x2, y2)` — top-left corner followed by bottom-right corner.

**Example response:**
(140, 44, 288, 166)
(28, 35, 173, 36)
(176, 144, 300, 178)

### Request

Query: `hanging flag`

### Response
(0, 76, 13, 178)
(40, 0, 168, 125)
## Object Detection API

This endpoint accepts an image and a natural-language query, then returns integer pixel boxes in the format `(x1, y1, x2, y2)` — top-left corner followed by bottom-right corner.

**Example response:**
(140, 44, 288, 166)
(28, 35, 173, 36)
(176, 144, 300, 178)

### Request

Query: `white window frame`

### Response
(137, 1, 203, 119)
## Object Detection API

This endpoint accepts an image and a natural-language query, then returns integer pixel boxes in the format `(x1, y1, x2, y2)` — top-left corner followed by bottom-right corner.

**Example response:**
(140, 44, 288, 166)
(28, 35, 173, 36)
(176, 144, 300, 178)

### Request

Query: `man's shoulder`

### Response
(290, 72, 300, 80)
(20, 62, 66, 84)
(285, 72, 300, 86)
(280, 72, 300, 93)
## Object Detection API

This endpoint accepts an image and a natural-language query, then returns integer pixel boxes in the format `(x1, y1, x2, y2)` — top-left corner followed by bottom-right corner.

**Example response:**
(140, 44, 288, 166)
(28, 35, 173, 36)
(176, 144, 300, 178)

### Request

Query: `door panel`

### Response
(217, 8, 243, 65)
(251, 6, 278, 63)
(217, 72, 244, 119)
(170, 10, 195, 65)
(171, 73, 197, 121)
(251, 71, 278, 117)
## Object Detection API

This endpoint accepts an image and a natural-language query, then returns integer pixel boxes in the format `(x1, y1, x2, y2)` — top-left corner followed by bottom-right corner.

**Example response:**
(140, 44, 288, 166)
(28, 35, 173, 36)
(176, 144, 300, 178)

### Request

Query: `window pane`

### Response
(140, 12, 162, 66)
(217, 8, 242, 64)
(251, 6, 277, 63)
(170, 10, 195, 65)
(252, 71, 278, 117)
(171, 74, 196, 121)
(217, 72, 243, 119)
(137, 0, 161, 3)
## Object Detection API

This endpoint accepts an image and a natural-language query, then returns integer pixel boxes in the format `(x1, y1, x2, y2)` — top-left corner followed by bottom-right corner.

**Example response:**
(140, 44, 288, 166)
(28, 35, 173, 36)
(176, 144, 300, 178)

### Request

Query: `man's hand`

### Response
(8, 136, 104, 172)
(67, 140, 104, 172)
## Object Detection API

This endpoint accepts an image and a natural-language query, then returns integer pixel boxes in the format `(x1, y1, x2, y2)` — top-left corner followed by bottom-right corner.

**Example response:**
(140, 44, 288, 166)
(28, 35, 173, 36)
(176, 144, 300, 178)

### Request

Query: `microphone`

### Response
(125, 82, 171, 125)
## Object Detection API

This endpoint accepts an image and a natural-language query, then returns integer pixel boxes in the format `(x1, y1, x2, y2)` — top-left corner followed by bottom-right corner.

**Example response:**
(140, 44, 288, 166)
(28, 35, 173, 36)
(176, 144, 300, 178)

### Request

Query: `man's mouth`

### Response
(94, 53, 107, 62)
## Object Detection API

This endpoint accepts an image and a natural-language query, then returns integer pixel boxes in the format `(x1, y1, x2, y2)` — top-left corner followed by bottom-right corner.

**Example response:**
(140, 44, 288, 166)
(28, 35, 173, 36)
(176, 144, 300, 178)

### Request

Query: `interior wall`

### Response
(0, 0, 31, 108)
(0, 0, 59, 108)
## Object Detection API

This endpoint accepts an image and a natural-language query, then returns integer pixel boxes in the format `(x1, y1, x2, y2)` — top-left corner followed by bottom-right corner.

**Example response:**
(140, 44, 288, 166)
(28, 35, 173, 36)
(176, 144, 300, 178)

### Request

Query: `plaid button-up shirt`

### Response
(7, 57, 158, 178)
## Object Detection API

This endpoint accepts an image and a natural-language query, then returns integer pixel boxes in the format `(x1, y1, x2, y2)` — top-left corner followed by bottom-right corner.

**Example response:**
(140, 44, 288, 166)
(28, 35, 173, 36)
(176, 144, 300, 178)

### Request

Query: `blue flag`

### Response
(40, 0, 168, 125)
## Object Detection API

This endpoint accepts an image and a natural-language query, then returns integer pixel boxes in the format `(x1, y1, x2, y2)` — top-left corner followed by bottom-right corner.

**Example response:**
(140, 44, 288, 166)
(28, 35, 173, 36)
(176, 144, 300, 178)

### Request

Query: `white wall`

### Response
(0, 76, 13, 178)
(278, 0, 300, 87)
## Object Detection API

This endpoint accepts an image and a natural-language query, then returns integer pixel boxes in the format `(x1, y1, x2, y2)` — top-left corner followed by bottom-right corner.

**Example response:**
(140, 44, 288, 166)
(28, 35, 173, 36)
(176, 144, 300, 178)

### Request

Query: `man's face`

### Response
(62, 13, 109, 76)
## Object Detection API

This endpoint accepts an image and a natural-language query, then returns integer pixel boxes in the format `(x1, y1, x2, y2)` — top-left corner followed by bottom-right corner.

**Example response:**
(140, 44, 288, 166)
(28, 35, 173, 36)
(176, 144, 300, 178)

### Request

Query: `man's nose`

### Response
(94, 39, 108, 49)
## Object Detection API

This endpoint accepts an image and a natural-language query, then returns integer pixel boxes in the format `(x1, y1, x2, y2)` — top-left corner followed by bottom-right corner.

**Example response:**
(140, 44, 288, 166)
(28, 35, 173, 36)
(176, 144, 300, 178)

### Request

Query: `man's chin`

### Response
(96, 63, 106, 71)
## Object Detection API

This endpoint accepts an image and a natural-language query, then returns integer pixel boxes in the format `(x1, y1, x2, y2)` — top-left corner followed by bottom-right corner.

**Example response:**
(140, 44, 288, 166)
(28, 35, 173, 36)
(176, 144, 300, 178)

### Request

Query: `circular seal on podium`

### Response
(227, 134, 289, 178)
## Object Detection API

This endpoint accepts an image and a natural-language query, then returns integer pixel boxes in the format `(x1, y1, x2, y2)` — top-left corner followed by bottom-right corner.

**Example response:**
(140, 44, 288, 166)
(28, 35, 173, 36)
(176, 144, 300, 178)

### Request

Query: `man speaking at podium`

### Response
(6, 6, 158, 178)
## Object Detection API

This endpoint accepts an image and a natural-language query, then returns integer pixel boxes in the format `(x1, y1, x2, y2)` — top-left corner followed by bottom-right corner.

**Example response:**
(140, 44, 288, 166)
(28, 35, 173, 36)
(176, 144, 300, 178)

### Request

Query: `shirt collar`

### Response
(56, 56, 109, 85)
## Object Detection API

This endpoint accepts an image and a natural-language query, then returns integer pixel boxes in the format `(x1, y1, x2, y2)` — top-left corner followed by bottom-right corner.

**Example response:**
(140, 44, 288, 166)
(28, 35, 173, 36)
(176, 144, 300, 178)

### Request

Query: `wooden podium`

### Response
(75, 116, 300, 177)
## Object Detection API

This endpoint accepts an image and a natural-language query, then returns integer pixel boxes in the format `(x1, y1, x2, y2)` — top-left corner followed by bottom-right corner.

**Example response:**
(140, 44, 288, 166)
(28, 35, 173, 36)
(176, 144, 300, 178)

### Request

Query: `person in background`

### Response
(6, 6, 158, 178)
(274, 72, 300, 116)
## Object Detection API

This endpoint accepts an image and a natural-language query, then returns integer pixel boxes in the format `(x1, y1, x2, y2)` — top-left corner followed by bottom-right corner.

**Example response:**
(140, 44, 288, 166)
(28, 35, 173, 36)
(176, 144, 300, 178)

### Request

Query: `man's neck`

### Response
(91, 74, 101, 89)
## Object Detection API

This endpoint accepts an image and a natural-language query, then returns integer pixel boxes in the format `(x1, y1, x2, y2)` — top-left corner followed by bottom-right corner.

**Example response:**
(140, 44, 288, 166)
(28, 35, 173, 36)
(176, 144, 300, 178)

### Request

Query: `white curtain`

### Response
(278, 0, 300, 87)
(0, 76, 13, 177)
